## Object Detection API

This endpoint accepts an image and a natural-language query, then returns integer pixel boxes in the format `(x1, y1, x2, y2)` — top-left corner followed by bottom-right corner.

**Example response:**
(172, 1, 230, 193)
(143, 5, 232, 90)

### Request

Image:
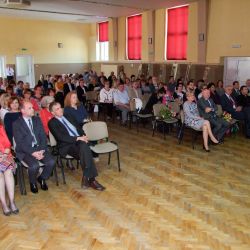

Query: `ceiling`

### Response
(0, 0, 194, 23)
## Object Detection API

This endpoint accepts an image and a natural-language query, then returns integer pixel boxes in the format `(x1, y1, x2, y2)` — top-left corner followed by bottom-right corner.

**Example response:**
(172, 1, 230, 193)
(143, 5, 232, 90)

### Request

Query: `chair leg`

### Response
(136, 117, 139, 133)
(53, 165, 59, 186)
(59, 156, 66, 184)
(116, 150, 121, 172)
(66, 159, 75, 170)
(192, 130, 198, 149)
(163, 123, 166, 140)
(177, 125, 184, 144)
(152, 120, 156, 137)
(16, 163, 24, 195)
(108, 152, 111, 165)
(20, 165, 27, 195)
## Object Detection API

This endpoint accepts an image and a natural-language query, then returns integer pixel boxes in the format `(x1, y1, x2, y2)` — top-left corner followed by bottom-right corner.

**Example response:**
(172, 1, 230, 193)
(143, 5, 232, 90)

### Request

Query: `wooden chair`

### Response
(83, 121, 121, 171)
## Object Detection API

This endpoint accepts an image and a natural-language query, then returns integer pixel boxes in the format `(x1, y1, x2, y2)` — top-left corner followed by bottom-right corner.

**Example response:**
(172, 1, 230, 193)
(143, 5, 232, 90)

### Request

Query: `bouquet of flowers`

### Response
(222, 112, 232, 122)
(159, 106, 176, 120)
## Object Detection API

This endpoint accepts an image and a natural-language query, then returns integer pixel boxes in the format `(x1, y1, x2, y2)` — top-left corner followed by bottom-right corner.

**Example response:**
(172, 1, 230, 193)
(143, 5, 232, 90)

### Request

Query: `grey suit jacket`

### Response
(197, 97, 218, 119)
(13, 116, 48, 160)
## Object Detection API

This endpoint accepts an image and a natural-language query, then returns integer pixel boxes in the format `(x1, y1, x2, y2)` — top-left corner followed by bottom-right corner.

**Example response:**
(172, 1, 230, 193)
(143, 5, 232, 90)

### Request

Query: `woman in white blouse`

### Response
(99, 81, 114, 119)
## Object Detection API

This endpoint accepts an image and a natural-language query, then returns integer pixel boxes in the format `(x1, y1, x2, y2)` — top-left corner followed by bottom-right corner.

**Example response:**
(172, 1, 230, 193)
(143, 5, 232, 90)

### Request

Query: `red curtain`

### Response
(99, 22, 109, 42)
(127, 15, 142, 60)
(167, 6, 189, 60)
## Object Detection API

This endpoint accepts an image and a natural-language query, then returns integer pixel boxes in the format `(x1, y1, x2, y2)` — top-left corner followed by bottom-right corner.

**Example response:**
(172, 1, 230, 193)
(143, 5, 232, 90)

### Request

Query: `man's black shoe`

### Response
(37, 176, 48, 191)
(30, 183, 38, 193)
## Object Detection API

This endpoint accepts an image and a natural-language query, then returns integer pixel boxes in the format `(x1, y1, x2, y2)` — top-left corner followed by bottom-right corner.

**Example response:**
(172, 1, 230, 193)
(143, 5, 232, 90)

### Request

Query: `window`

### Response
(127, 14, 142, 60)
(96, 21, 109, 61)
(166, 6, 189, 60)
(0, 56, 6, 78)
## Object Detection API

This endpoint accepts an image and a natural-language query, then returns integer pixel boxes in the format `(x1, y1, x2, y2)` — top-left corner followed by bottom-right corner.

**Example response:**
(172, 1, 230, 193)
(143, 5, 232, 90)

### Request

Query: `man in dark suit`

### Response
(236, 85, 250, 108)
(221, 85, 250, 138)
(63, 77, 75, 97)
(198, 88, 229, 142)
(48, 102, 105, 191)
(13, 101, 55, 193)
(231, 81, 241, 100)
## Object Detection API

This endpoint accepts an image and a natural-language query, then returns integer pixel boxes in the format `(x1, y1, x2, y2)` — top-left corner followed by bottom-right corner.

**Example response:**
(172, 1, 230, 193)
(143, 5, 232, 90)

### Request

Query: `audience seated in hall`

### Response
(4, 96, 22, 144)
(30, 85, 43, 112)
(173, 82, 185, 106)
(99, 80, 114, 119)
(231, 81, 240, 100)
(128, 80, 143, 100)
(197, 87, 229, 142)
(236, 85, 250, 107)
(160, 83, 174, 105)
(0, 120, 19, 216)
(15, 81, 24, 97)
(48, 102, 105, 191)
(13, 101, 55, 194)
(220, 85, 250, 138)
(63, 91, 88, 127)
(141, 88, 165, 114)
(215, 80, 225, 96)
(0, 93, 10, 121)
(168, 76, 176, 94)
(39, 96, 55, 136)
(63, 77, 75, 97)
(76, 78, 87, 105)
(207, 82, 221, 105)
(183, 92, 219, 152)
(113, 82, 130, 125)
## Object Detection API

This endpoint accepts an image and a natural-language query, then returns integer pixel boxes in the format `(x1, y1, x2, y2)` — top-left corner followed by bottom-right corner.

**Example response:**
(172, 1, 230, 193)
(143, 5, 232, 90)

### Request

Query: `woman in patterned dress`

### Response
(183, 92, 218, 152)
(0, 119, 18, 216)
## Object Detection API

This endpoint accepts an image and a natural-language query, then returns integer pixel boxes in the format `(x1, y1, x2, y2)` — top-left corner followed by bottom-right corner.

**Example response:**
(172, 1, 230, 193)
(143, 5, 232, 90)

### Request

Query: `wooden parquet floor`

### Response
(1, 123, 250, 250)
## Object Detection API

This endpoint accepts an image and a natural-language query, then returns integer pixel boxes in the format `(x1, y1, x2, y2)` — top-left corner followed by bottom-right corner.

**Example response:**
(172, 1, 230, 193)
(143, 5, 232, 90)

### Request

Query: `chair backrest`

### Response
(168, 100, 180, 114)
(48, 131, 57, 147)
(153, 103, 165, 117)
(85, 91, 98, 101)
(83, 121, 109, 141)
(142, 93, 151, 108)
(216, 104, 223, 117)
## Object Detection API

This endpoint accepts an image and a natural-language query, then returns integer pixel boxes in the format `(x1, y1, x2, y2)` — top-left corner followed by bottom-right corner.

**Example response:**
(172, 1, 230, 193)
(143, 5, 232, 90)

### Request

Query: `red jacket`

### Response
(0, 125, 11, 153)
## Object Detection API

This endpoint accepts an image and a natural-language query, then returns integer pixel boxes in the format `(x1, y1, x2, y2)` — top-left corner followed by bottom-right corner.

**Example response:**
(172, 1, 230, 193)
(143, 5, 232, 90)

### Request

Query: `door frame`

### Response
(15, 54, 35, 88)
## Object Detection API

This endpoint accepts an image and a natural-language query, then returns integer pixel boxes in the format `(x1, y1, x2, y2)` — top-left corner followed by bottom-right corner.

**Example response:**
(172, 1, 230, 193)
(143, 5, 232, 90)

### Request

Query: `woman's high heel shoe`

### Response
(2, 209, 11, 216)
(11, 208, 19, 215)
(203, 145, 210, 152)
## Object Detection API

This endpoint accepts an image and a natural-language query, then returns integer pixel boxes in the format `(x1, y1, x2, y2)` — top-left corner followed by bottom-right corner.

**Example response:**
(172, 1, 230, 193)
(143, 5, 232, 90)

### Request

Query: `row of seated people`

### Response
(0, 96, 108, 216)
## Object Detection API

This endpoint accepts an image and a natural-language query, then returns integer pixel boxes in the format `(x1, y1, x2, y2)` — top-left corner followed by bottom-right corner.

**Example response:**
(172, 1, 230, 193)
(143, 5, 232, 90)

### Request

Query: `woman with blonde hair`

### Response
(64, 91, 88, 127)
(0, 93, 11, 121)
(183, 92, 219, 152)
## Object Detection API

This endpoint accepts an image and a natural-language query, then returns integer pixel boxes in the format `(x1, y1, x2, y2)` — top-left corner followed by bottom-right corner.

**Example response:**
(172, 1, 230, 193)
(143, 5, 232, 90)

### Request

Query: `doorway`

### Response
(15, 55, 35, 88)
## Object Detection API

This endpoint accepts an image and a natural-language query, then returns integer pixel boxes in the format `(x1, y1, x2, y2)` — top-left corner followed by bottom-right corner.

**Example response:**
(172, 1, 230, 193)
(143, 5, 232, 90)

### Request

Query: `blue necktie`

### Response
(61, 118, 78, 136)
(28, 119, 38, 145)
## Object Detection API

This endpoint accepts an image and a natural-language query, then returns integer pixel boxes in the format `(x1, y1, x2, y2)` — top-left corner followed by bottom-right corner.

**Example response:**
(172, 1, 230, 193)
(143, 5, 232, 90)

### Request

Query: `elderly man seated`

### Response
(198, 87, 229, 142)
(221, 85, 250, 139)
(113, 82, 130, 125)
